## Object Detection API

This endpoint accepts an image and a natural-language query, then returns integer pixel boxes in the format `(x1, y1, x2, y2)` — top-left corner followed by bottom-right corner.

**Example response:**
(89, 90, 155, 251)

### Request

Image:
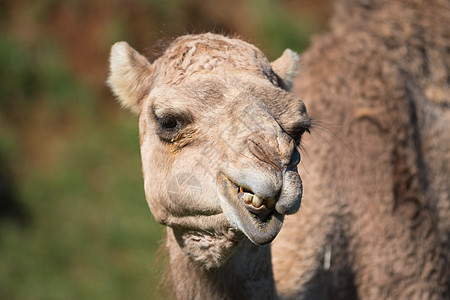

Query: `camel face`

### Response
(108, 33, 310, 245)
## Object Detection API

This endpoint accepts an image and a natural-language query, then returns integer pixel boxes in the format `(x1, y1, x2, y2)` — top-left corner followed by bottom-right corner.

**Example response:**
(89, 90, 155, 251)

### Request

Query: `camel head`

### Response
(108, 33, 310, 249)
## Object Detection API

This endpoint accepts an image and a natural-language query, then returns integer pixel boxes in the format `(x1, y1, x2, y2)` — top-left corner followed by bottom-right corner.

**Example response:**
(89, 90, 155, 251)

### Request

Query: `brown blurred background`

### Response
(0, 0, 330, 299)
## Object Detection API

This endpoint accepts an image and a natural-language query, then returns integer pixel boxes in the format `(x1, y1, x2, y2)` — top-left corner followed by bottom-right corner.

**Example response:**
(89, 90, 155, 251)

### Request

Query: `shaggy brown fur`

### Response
(273, 0, 450, 299)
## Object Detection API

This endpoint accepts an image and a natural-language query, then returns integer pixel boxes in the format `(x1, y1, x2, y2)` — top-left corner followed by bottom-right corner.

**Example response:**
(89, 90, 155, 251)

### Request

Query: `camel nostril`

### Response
(288, 146, 301, 168)
(247, 133, 282, 172)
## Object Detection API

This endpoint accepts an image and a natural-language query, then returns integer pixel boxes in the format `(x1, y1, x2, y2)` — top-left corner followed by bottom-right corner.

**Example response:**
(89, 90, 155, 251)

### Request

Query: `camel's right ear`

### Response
(107, 42, 153, 113)
(270, 49, 299, 91)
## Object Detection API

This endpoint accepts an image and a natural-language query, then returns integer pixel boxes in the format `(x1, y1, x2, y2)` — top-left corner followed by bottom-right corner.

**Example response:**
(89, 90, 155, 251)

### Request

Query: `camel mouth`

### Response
(237, 185, 276, 223)
(217, 174, 284, 245)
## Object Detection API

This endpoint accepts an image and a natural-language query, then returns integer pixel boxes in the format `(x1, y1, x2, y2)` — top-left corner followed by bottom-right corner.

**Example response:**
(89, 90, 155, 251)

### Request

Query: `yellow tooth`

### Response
(242, 193, 253, 204)
(252, 195, 263, 208)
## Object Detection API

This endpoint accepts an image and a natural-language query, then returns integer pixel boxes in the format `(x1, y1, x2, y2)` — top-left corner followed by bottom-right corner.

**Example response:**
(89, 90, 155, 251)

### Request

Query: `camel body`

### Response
(274, 0, 450, 299)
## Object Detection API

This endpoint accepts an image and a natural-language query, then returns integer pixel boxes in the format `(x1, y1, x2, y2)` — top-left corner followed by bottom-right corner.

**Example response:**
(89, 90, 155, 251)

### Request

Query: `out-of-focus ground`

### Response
(0, 0, 330, 299)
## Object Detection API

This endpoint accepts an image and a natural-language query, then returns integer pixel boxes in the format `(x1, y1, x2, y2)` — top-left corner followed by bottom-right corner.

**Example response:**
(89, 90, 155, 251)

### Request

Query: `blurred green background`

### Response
(0, 0, 330, 299)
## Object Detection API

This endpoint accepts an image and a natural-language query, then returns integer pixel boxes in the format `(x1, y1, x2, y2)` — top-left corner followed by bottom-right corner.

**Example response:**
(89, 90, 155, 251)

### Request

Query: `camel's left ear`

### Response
(270, 49, 300, 91)
(107, 41, 153, 113)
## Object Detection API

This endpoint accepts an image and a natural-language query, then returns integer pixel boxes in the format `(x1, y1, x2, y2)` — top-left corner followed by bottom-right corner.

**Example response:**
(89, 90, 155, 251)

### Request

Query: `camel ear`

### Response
(270, 49, 299, 91)
(107, 41, 153, 113)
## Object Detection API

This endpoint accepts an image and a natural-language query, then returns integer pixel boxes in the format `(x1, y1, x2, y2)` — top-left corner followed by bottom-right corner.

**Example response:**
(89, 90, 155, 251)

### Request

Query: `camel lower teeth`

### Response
(238, 188, 268, 209)
(252, 195, 263, 208)
(242, 193, 253, 204)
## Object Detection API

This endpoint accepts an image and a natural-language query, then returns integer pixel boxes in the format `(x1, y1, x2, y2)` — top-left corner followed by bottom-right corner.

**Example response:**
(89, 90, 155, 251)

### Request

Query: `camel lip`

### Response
(241, 200, 274, 223)
(217, 174, 284, 245)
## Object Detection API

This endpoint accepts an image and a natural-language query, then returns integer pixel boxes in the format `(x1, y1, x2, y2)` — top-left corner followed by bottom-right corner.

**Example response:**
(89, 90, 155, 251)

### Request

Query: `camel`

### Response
(108, 32, 308, 299)
(271, 0, 450, 299)
(107, 0, 449, 299)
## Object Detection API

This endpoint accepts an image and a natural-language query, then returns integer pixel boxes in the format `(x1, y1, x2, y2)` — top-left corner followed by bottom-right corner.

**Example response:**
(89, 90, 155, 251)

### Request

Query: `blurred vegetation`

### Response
(0, 0, 330, 299)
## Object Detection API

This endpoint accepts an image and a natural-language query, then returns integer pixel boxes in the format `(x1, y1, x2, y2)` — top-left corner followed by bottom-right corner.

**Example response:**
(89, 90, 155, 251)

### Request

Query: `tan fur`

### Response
(107, 42, 154, 113)
(270, 49, 299, 91)
(109, 32, 306, 299)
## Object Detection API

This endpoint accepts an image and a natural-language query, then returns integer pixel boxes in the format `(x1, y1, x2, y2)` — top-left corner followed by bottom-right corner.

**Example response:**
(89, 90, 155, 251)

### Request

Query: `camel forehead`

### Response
(153, 33, 279, 86)
(149, 75, 292, 112)
(149, 78, 227, 111)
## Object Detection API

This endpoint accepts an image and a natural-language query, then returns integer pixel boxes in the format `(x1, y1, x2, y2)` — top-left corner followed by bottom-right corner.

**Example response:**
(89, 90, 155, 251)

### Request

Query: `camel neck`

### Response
(165, 227, 276, 300)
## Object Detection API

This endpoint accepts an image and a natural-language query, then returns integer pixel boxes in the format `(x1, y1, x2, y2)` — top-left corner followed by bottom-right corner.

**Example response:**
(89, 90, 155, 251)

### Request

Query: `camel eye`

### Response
(155, 114, 184, 142)
(154, 114, 181, 142)
(158, 115, 179, 131)
(151, 106, 192, 143)
(288, 125, 311, 145)
(150, 103, 195, 143)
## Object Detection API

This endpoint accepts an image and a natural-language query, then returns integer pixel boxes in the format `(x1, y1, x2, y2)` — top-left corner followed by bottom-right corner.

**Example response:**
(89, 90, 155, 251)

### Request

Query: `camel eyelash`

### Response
(289, 125, 311, 144)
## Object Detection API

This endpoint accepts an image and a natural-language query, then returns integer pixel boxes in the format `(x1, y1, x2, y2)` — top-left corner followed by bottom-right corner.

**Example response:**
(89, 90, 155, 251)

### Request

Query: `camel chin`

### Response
(217, 173, 293, 245)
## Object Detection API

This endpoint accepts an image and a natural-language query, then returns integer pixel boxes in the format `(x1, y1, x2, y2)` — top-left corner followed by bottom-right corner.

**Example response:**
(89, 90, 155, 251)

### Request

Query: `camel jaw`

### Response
(217, 174, 285, 245)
